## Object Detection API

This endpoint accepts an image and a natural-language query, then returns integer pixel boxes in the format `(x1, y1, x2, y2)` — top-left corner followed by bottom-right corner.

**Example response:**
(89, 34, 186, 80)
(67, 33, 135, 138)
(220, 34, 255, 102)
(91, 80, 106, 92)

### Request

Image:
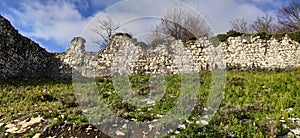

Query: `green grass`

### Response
(1, 68, 300, 137)
(0, 78, 88, 128)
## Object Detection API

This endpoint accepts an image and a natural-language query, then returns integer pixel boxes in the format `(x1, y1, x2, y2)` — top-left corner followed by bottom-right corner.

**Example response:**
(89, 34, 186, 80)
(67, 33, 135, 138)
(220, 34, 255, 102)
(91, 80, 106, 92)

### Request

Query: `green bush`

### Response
(216, 34, 228, 42)
(253, 32, 272, 40)
(227, 30, 244, 37)
(287, 30, 300, 43)
(216, 30, 300, 43)
(272, 33, 286, 41)
(216, 30, 244, 42)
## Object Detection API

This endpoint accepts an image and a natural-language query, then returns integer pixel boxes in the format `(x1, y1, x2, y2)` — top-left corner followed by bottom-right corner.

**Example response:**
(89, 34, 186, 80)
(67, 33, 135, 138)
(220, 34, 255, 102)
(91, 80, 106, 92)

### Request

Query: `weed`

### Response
(25, 131, 37, 138)
(229, 76, 246, 86)
(1, 69, 300, 137)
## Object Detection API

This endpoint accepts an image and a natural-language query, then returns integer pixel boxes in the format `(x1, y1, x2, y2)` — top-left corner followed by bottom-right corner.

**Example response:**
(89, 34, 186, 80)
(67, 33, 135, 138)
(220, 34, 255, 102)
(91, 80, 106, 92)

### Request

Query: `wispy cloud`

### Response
(1, 0, 283, 52)
(81, 0, 189, 51)
(82, 0, 269, 51)
(3, 1, 92, 51)
(181, 0, 267, 34)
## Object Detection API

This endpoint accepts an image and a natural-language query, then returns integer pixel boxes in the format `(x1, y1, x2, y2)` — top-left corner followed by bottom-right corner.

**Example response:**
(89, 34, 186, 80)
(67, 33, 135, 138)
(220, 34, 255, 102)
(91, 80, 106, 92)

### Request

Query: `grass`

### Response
(0, 68, 300, 137)
(0, 78, 88, 127)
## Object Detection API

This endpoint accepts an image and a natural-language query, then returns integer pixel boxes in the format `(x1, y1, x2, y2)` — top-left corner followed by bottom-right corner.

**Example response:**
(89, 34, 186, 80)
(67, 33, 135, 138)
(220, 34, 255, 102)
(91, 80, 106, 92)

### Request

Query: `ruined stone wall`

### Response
(0, 15, 67, 78)
(59, 35, 300, 78)
(1, 14, 300, 79)
(223, 36, 300, 70)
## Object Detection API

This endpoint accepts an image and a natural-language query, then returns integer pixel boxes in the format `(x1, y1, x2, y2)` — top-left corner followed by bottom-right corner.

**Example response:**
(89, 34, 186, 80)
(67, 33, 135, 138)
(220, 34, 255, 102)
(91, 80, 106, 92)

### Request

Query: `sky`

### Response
(0, 0, 292, 52)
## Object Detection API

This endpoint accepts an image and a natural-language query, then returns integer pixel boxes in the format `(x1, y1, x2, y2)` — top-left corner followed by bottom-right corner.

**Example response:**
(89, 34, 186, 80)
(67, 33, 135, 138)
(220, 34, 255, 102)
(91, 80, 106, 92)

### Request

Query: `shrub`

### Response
(216, 34, 228, 42)
(272, 33, 286, 41)
(216, 30, 244, 42)
(215, 29, 300, 44)
(253, 32, 272, 40)
(227, 30, 244, 37)
(287, 30, 300, 43)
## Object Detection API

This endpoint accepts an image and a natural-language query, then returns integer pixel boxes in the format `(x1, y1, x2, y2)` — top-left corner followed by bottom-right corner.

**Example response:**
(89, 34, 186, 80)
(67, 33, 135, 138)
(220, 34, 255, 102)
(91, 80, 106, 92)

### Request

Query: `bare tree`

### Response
(92, 16, 120, 48)
(272, 23, 292, 33)
(230, 18, 251, 33)
(250, 14, 277, 33)
(278, 0, 300, 32)
(154, 8, 212, 42)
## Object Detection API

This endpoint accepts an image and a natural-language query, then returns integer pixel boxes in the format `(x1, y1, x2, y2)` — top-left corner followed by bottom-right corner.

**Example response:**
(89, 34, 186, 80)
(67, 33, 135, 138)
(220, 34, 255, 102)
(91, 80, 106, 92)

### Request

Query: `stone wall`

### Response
(223, 36, 300, 70)
(60, 36, 211, 77)
(1, 14, 300, 79)
(59, 34, 300, 78)
(0, 15, 67, 78)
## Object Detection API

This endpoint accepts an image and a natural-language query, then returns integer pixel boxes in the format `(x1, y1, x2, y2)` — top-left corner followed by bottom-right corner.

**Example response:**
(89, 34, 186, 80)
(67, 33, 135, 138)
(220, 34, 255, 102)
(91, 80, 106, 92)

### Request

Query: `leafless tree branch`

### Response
(250, 14, 277, 33)
(278, 0, 300, 32)
(91, 16, 120, 48)
(154, 8, 212, 42)
(230, 18, 251, 33)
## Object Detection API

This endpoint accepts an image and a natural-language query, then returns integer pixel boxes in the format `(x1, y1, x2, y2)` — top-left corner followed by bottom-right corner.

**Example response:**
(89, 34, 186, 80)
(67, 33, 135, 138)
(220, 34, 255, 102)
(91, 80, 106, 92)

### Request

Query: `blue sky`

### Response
(0, 0, 291, 52)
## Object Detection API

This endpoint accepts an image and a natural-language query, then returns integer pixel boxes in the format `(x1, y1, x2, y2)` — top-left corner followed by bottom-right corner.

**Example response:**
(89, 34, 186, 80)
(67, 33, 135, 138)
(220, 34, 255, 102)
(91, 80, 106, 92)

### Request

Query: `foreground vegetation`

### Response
(1, 68, 300, 137)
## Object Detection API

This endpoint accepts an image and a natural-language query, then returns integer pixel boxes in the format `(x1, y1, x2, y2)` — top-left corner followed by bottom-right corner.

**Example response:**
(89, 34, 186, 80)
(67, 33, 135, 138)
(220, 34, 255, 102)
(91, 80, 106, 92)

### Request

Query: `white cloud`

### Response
(182, 0, 266, 34)
(81, 0, 205, 51)
(81, 0, 270, 51)
(5, 0, 275, 52)
(9, 1, 92, 51)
